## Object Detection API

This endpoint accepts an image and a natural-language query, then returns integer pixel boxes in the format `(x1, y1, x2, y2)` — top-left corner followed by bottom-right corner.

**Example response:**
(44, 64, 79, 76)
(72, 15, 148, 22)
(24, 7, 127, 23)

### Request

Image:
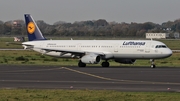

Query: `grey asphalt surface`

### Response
(0, 65, 180, 92)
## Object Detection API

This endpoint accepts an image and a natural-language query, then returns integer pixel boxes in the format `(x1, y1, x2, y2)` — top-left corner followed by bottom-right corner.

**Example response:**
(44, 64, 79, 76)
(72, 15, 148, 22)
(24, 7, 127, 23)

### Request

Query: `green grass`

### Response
(0, 89, 179, 101)
(158, 39, 180, 50)
(0, 50, 179, 67)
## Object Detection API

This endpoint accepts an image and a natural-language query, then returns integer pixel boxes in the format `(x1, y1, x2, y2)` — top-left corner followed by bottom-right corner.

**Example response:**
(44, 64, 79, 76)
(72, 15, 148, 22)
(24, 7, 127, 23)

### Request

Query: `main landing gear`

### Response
(101, 60, 109, 67)
(150, 59, 156, 68)
(78, 60, 110, 67)
(78, 60, 86, 67)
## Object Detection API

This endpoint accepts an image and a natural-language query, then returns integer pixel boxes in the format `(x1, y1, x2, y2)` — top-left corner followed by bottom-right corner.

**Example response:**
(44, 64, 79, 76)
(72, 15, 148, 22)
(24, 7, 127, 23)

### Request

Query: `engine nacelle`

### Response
(81, 54, 101, 64)
(22, 45, 34, 49)
(115, 59, 136, 64)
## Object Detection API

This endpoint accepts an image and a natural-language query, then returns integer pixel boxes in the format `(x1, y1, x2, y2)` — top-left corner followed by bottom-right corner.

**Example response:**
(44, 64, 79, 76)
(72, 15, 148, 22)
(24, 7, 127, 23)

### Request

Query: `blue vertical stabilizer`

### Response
(24, 14, 46, 41)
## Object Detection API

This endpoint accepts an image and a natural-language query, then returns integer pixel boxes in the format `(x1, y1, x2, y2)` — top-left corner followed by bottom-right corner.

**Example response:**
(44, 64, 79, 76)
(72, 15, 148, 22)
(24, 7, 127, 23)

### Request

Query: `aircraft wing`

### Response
(38, 47, 105, 56)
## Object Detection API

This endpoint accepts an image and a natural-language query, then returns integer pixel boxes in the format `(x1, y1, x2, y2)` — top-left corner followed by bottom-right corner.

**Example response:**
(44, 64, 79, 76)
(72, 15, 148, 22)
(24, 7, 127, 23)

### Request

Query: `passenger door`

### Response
(145, 42, 151, 53)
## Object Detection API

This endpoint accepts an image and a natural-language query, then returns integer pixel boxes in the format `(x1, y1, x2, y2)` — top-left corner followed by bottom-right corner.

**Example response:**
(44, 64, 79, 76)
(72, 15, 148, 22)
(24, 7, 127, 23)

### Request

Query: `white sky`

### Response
(0, 0, 180, 24)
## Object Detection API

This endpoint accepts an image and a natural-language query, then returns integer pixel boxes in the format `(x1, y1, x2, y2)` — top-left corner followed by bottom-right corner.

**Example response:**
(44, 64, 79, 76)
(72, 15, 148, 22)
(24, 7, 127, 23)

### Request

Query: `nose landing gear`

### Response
(150, 59, 156, 68)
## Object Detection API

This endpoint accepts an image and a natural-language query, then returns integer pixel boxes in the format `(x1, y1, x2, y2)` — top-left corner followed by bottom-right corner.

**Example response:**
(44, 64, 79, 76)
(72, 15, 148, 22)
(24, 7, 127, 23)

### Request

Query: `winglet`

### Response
(24, 14, 46, 41)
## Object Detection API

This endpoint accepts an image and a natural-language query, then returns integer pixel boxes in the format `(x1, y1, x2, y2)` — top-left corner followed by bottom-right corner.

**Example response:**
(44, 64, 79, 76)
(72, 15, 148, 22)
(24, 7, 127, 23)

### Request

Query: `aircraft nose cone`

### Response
(165, 49, 172, 57)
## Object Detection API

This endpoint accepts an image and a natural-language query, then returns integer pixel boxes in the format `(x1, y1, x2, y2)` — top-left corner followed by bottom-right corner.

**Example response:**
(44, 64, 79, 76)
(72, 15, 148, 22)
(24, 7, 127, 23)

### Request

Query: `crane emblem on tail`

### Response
(27, 22, 35, 34)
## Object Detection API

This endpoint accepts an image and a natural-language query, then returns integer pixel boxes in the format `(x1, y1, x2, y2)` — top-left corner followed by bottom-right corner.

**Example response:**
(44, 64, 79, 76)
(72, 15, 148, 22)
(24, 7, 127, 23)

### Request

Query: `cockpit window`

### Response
(155, 45, 167, 48)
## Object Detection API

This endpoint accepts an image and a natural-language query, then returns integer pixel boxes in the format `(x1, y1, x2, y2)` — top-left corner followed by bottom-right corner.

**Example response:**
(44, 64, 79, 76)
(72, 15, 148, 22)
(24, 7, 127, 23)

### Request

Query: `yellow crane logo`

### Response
(27, 22, 35, 34)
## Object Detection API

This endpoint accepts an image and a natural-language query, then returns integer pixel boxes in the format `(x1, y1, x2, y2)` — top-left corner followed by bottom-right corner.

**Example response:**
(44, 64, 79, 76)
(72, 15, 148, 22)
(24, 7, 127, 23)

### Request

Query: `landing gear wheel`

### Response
(150, 59, 156, 68)
(151, 64, 156, 68)
(78, 60, 86, 67)
(101, 62, 109, 67)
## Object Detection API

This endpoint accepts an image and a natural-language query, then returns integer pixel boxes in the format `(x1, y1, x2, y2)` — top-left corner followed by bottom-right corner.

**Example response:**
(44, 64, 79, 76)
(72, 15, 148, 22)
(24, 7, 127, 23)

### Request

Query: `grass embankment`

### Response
(0, 50, 179, 67)
(0, 89, 179, 101)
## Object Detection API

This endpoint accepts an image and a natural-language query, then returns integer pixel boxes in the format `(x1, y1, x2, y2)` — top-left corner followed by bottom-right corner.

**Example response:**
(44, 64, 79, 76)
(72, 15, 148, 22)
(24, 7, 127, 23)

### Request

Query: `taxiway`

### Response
(0, 65, 180, 92)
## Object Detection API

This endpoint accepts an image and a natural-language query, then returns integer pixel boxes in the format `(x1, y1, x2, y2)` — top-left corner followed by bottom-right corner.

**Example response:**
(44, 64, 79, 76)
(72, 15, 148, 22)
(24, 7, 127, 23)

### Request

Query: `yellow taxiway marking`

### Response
(62, 67, 180, 85)
(1, 66, 180, 85)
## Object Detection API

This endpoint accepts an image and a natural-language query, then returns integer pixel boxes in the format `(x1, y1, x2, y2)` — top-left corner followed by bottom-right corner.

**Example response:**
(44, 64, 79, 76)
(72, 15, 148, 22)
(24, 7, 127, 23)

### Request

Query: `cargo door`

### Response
(114, 44, 118, 52)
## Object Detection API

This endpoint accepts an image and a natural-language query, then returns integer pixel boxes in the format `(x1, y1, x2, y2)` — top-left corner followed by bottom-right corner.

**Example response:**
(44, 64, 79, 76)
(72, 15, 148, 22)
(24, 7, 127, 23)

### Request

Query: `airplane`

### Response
(22, 14, 172, 68)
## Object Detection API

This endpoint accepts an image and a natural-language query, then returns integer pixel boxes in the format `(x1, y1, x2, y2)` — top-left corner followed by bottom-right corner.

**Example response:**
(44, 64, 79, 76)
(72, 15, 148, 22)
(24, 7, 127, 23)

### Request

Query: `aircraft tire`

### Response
(102, 62, 109, 67)
(78, 60, 86, 67)
(151, 64, 156, 68)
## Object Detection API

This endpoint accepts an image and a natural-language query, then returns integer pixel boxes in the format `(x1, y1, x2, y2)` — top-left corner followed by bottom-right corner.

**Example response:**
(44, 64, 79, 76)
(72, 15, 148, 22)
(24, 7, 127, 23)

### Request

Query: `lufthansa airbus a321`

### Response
(22, 14, 172, 68)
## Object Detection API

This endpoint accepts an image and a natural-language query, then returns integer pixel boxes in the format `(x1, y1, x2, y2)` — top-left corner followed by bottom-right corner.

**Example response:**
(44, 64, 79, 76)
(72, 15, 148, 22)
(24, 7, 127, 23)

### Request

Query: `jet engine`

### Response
(81, 54, 101, 64)
(115, 59, 136, 64)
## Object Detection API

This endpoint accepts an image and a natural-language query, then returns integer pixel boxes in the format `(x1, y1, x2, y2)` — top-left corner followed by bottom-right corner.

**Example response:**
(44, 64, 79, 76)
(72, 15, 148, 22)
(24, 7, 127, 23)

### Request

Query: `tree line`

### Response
(0, 18, 180, 38)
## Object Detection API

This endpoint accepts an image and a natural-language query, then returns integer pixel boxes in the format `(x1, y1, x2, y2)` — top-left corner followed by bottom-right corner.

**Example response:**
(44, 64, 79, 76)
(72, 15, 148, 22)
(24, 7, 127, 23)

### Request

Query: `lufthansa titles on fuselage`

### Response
(123, 41, 145, 46)
(47, 43, 56, 45)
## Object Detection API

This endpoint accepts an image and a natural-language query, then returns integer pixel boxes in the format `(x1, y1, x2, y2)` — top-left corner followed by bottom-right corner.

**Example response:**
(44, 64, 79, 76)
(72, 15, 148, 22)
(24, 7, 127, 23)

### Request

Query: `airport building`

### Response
(146, 33, 169, 39)
(14, 37, 25, 42)
(12, 20, 23, 29)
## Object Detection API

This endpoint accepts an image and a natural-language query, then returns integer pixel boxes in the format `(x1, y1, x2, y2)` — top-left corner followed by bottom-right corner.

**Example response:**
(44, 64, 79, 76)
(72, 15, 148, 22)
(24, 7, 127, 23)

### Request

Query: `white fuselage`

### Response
(22, 40, 172, 60)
